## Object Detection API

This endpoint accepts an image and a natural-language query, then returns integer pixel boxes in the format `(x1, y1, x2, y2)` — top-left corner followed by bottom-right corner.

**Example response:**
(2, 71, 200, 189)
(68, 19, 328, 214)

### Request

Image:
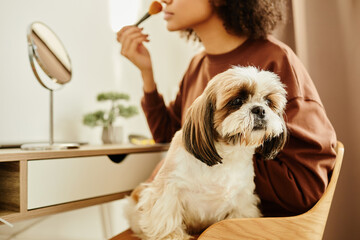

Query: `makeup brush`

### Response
(134, 1, 163, 26)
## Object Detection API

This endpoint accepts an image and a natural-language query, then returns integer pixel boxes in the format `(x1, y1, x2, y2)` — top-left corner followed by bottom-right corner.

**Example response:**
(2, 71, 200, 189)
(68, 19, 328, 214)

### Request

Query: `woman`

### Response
(117, 0, 336, 217)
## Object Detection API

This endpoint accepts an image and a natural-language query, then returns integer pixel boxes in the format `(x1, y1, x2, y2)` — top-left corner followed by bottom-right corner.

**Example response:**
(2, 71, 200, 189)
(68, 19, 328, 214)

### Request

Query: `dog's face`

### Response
(183, 66, 287, 166)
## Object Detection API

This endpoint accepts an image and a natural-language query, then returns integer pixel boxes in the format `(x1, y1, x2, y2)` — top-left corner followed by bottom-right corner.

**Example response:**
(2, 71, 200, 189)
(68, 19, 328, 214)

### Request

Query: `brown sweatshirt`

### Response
(141, 36, 337, 216)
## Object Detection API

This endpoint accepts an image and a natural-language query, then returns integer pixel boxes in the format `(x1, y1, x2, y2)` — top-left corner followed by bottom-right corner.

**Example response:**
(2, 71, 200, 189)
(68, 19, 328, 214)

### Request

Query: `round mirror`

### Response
(27, 21, 72, 90)
(22, 22, 79, 150)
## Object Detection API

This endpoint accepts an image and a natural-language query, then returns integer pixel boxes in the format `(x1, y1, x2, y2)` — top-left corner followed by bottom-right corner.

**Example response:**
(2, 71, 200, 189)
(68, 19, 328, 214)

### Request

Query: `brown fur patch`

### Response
(182, 94, 222, 166)
(265, 93, 285, 113)
(255, 130, 287, 159)
(214, 83, 255, 129)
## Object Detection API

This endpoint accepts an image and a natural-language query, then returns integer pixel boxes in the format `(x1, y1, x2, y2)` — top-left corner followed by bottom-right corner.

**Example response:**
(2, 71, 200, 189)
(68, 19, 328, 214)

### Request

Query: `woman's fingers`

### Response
(117, 26, 142, 43)
(117, 26, 148, 55)
(116, 25, 152, 70)
(121, 30, 148, 50)
(121, 32, 149, 57)
(116, 26, 132, 42)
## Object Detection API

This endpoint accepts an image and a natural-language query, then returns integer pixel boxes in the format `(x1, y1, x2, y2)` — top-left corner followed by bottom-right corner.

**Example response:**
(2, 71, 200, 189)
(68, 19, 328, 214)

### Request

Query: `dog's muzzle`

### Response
(252, 106, 267, 130)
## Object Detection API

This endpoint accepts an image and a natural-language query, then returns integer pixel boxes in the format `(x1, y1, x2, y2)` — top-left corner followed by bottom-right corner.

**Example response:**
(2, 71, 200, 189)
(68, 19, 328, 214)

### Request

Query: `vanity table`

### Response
(0, 144, 169, 225)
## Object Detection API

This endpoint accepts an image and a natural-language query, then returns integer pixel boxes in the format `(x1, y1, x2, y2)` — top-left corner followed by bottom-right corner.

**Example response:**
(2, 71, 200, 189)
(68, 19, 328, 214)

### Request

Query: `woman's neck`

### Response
(194, 15, 247, 55)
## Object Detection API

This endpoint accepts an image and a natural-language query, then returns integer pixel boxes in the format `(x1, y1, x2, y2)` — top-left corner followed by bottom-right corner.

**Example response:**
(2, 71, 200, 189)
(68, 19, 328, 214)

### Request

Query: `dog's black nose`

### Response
(251, 106, 266, 119)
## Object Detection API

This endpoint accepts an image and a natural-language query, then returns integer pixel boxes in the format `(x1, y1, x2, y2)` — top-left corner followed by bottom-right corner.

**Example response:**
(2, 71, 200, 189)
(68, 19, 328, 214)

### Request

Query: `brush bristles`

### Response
(149, 1, 162, 15)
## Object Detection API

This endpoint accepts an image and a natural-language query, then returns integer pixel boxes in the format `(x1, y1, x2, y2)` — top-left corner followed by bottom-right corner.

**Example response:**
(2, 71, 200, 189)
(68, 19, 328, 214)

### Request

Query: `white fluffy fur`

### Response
(124, 66, 287, 240)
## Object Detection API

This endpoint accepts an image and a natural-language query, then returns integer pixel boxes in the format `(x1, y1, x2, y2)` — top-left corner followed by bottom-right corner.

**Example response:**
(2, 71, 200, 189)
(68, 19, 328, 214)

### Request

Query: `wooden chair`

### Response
(110, 141, 344, 240)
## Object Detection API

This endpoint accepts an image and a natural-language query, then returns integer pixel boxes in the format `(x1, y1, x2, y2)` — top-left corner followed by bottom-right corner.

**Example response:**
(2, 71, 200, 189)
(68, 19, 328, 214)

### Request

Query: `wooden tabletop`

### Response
(0, 143, 169, 162)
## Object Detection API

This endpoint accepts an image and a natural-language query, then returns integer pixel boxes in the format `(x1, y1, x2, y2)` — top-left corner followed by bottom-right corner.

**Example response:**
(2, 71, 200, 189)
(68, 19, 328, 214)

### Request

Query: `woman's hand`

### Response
(117, 26, 156, 92)
(117, 26, 152, 72)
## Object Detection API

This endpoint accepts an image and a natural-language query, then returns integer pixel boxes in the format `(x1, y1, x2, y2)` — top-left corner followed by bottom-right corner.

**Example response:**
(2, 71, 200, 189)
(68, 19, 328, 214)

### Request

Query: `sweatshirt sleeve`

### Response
(253, 48, 337, 216)
(141, 80, 184, 143)
(254, 98, 337, 216)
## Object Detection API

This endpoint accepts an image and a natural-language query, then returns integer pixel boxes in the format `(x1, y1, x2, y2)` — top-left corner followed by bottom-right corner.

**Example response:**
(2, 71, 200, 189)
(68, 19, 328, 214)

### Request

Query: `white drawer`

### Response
(27, 152, 164, 209)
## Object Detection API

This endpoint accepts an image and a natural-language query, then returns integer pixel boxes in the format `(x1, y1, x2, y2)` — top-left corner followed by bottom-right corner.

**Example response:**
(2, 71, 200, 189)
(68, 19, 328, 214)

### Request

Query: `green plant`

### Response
(83, 92, 138, 128)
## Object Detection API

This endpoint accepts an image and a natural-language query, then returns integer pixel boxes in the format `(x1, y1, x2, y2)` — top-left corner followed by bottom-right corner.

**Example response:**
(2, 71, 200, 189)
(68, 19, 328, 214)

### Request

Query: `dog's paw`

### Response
(123, 197, 143, 235)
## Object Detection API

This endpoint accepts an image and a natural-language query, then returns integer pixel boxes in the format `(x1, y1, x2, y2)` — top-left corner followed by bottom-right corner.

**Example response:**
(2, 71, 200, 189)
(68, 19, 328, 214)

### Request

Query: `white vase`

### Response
(102, 126, 123, 144)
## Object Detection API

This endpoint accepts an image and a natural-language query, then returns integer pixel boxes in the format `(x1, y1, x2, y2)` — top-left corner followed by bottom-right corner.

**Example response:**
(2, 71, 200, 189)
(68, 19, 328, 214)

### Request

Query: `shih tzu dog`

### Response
(125, 66, 287, 240)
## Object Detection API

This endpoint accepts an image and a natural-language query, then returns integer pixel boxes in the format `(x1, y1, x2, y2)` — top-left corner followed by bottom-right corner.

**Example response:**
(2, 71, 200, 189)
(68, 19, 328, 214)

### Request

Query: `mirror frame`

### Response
(27, 21, 72, 91)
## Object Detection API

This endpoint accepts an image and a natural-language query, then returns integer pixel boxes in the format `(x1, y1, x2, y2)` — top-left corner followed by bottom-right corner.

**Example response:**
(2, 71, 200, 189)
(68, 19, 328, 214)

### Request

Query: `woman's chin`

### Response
(165, 22, 184, 32)
(166, 25, 178, 32)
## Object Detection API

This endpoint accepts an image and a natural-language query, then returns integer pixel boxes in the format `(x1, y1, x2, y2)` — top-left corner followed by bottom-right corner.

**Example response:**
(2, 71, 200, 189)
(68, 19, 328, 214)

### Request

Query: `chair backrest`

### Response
(198, 141, 344, 240)
(300, 140, 344, 237)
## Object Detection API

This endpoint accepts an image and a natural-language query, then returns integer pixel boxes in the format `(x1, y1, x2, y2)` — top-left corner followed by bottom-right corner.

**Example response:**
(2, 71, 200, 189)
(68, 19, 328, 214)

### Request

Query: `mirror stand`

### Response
(21, 90, 79, 150)
(50, 89, 54, 145)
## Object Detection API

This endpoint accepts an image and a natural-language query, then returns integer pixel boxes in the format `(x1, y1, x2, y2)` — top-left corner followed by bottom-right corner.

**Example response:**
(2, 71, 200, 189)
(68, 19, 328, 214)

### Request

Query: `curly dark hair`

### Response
(182, 0, 287, 40)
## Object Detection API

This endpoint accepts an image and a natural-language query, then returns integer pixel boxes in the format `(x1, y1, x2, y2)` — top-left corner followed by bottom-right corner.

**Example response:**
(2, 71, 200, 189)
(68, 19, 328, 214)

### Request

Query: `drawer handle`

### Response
(108, 154, 127, 164)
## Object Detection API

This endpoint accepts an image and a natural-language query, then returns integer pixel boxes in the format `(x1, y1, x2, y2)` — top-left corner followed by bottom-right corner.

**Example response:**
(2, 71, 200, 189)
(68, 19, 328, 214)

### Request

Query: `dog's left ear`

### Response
(256, 127, 288, 160)
(182, 95, 222, 166)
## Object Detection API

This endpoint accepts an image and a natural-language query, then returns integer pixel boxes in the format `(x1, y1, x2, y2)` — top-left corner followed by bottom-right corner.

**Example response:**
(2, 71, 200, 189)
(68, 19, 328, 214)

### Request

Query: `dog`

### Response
(125, 66, 288, 240)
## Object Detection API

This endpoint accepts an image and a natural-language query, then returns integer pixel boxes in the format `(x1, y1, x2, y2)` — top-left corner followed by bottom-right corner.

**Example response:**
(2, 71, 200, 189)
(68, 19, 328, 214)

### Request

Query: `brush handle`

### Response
(134, 12, 151, 26)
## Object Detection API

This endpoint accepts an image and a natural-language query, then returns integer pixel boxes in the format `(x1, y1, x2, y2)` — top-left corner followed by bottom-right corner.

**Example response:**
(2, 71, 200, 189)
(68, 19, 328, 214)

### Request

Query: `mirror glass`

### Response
(21, 22, 79, 150)
(27, 22, 72, 90)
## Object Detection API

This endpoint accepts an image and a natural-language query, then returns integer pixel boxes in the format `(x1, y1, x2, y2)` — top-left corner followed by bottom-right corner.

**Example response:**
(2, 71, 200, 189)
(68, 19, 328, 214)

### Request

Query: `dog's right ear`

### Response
(182, 95, 222, 166)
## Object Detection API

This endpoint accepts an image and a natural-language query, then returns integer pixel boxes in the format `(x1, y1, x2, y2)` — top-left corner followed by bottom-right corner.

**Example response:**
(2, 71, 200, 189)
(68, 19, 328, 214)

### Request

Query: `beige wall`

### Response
(291, 1, 360, 239)
(0, 0, 359, 238)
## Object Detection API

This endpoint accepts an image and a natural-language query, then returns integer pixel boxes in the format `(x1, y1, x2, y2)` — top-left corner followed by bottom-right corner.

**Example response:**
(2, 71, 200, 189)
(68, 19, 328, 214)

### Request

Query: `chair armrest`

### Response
(198, 215, 325, 240)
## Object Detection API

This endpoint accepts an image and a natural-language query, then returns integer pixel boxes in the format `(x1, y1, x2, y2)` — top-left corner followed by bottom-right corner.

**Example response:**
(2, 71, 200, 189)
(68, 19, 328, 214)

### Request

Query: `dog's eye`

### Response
(266, 98, 273, 107)
(265, 97, 278, 111)
(231, 98, 243, 106)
